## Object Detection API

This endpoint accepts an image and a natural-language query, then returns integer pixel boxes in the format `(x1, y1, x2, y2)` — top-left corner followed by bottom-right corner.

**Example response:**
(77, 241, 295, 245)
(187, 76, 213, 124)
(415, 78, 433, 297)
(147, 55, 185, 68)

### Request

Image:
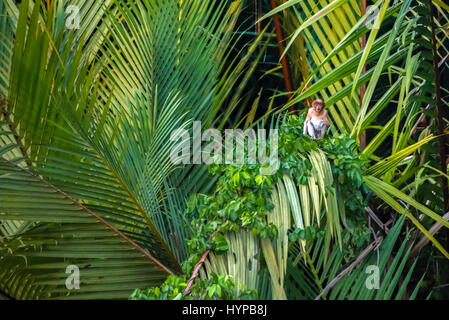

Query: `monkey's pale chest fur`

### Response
(303, 108, 329, 140)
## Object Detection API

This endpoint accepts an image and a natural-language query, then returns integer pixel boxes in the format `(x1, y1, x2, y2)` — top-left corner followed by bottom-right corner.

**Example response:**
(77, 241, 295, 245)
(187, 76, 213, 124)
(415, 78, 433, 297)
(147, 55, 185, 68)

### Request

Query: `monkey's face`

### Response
(313, 104, 323, 113)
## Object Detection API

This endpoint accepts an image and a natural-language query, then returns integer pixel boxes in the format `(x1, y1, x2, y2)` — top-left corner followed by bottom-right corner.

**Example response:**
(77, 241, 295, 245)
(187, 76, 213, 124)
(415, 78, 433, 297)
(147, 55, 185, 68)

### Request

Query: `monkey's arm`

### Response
(323, 110, 330, 126)
(305, 108, 312, 121)
(303, 109, 311, 135)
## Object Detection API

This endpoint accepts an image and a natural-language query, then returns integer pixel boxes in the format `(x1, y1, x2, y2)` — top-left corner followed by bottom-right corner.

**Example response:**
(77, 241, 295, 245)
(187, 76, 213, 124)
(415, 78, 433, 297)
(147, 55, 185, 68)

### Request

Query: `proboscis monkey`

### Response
(303, 99, 330, 140)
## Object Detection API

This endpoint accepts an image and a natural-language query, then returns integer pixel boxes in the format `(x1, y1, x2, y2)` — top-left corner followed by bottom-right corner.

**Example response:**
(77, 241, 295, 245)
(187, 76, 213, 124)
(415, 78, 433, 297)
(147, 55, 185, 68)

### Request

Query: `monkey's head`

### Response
(312, 99, 325, 113)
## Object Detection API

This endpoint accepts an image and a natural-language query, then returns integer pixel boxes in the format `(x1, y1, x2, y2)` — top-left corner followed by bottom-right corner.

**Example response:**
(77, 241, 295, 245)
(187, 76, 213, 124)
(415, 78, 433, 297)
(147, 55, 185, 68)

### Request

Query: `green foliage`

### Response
(280, 116, 370, 215)
(129, 274, 257, 300)
(131, 115, 373, 299)
(186, 115, 370, 267)
(289, 225, 325, 242)
(184, 162, 278, 274)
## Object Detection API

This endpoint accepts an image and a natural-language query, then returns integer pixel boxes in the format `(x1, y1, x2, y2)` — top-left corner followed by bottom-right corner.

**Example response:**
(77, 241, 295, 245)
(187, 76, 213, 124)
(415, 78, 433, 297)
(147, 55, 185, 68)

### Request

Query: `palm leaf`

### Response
(0, 159, 172, 299)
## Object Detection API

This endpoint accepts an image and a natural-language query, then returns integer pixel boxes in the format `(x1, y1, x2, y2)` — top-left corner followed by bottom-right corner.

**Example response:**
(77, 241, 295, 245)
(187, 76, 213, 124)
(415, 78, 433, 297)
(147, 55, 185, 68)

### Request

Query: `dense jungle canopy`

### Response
(0, 0, 449, 300)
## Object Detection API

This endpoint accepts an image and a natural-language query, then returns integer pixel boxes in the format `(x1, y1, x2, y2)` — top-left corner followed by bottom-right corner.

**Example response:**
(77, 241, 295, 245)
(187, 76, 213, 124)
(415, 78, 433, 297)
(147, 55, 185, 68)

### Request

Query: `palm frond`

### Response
(0, 159, 172, 299)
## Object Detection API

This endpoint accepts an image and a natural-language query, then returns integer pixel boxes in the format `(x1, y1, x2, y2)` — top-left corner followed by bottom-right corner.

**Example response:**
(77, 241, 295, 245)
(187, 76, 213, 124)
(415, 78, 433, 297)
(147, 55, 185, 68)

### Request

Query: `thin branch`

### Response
(183, 248, 212, 297)
(314, 236, 384, 300)
(183, 233, 218, 297)
(366, 207, 389, 233)
(409, 211, 449, 259)
(269, 0, 296, 113)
